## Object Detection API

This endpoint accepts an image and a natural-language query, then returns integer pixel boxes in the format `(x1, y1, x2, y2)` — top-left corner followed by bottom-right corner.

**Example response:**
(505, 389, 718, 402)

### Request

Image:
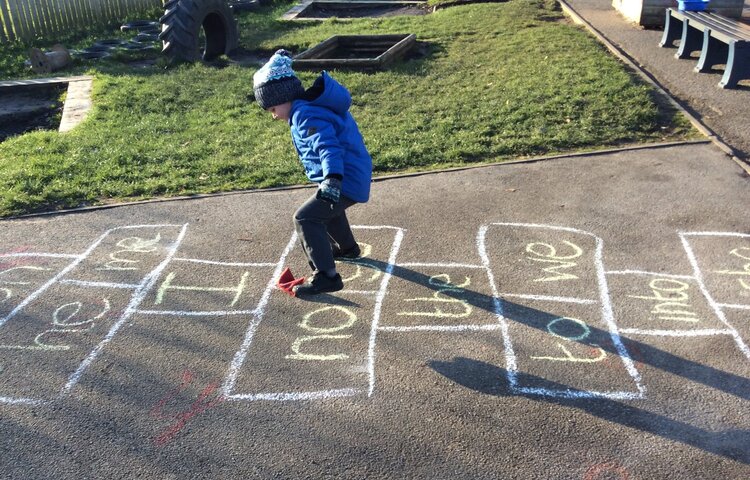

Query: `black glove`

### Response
(316, 177, 342, 205)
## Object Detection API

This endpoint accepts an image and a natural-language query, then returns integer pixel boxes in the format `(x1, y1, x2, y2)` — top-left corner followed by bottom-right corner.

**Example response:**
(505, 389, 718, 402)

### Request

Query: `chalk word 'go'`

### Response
(530, 317, 606, 363)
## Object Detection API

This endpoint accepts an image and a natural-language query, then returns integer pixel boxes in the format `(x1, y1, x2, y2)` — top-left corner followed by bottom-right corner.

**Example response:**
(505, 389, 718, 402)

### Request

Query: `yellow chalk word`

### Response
(155, 271, 249, 306)
(97, 234, 162, 271)
(1, 288, 11, 303)
(397, 274, 472, 318)
(531, 317, 606, 363)
(340, 243, 382, 284)
(628, 278, 700, 323)
(0, 298, 110, 351)
(525, 241, 583, 282)
(286, 306, 358, 361)
(715, 247, 750, 291)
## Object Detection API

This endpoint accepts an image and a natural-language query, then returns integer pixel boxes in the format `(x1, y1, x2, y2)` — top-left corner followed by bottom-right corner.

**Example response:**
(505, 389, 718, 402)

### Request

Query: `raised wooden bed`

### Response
(293, 34, 417, 69)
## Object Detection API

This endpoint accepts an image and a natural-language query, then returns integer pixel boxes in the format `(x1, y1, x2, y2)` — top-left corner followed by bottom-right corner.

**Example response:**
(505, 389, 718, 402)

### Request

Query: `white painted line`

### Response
(679, 233, 750, 360)
(516, 386, 645, 400)
(717, 303, 750, 310)
(397, 262, 485, 269)
(477, 225, 518, 388)
(367, 228, 405, 397)
(60, 224, 190, 396)
(496, 293, 598, 305)
(61, 279, 140, 289)
(0, 253, 81, 259)
(135, 310, 257, 317)
(227, 388, 362, 402)
(619, 328, 734, 337)
(222, 231, 299, 397)
(340, 290, 378, 295)
(173, 258, 277, 268)
(605, 270, 696, 280)
(0, 396, 44, 405)
(378, 324, 502, 332)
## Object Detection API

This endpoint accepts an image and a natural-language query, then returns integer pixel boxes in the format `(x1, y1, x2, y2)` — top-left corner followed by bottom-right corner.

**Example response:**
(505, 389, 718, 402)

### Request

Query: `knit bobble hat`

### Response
(253, 49, 305, 110)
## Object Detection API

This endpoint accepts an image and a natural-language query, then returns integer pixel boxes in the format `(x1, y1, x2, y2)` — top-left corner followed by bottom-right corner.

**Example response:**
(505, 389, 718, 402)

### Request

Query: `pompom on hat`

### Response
(253, 49, 305, 110)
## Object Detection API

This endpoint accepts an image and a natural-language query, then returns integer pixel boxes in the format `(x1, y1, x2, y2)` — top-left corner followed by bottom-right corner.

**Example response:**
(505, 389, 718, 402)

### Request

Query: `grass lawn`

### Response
(0, 0, 697, 217)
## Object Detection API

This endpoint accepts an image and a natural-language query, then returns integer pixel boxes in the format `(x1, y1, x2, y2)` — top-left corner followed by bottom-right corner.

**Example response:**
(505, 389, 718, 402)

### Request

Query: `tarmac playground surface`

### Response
(1, 142, 749, 479)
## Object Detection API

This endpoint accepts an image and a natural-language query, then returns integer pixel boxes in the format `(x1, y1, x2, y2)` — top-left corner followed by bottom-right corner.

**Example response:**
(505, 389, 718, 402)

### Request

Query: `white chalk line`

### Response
(680, 231, 750, 238)
(60, 224, 190, 396)
(227, 388, 363, 402)
(397, 262, 485, 269)
(619, 328, 734, 337)
(477, 225, 518, 388)
(489, 222, 600, 237)
(378, 324, 502, 332)
(605, 270, 696, 280)
(496, 293, 598, 305)
(340, 289, 378, 296)
(514, 386, 644, 401)
(61, 279, 140, 289)
(679, 233, 750, 360)
(221, 230, 299, 397)
(717, 303, 750, 310)
(0, 253, 81, 259)
(0, 224, 184, 331)
(134, 309, 258, 317)
(173, 258, 277, 268)
(367, 228, 405, 397)
(592, 232, 646, 396)
(0, 396, 44, 405)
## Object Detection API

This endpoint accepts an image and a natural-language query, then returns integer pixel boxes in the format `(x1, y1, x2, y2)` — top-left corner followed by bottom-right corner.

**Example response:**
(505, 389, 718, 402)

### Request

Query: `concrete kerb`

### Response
(1, 139, 711, 222)
(557, 0, 750, 175)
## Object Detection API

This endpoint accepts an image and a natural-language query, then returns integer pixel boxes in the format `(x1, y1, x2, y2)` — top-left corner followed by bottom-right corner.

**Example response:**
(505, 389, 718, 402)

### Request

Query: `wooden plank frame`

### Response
(293, 33, 417, 70)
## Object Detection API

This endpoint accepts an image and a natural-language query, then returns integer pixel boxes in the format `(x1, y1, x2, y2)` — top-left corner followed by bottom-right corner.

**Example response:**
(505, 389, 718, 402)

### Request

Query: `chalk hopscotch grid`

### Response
(478, 222, 645, 400)
(0, 224, 188, 404)
(224, 225, 406, 402)
(679, 232, 750, 360)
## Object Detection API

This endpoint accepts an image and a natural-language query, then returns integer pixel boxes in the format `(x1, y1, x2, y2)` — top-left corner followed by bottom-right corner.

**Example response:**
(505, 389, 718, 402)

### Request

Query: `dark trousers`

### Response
(294, 193, 357, 274)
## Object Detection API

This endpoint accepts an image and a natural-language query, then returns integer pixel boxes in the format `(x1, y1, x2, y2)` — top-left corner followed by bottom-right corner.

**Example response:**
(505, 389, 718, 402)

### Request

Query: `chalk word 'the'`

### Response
(397, 274, 472, 318)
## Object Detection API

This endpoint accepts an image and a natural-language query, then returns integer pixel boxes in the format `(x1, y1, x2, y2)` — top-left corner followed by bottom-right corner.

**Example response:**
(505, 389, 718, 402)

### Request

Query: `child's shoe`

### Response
(332, 244, 361, 259)
(293, 272, 344, 296)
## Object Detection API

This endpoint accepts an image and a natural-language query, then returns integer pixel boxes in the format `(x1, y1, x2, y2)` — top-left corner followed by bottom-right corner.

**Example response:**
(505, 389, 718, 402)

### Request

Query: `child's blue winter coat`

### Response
(289, 72, 372, 203)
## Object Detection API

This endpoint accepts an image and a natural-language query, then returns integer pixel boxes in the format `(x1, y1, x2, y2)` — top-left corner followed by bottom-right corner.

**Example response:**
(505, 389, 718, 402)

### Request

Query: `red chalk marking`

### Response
(583, 461, 630, 480)
(0, 246, 34, 270)
(150, 369, 225, 447)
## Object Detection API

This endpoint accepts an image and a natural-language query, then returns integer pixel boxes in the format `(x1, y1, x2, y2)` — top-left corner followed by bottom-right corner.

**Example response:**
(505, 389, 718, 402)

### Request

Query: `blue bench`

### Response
(660, 8, 750, 88)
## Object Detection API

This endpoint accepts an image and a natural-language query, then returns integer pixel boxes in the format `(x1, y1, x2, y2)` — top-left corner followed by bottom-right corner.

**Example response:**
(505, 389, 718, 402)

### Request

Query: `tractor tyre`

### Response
(159, 0, 239, 62)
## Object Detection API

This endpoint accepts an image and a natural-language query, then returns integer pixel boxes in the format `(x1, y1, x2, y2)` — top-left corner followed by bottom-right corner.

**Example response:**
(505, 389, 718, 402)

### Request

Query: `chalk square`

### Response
(0, 255, 74, 317)
(230, 290, 374, 397)
(140, 261, 274, 313)
(0, 283, 133, 400)
(500, 298, 641, 395)
(606, 273, 725, 332)
(682, 234, 750, 307)
(63, 225, 185, 286)
(377, 264, 499, 328)
(722, 309, 750, 355)
(481, 223, 601, 301)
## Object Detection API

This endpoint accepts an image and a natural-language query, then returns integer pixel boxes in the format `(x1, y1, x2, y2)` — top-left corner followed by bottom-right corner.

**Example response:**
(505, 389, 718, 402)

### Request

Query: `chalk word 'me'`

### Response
(97, 234, 162, 271)
(286, 306, 358, 361)
(525, 241, 583, 283)
(530, 317, 606, 363)
(397, 274, 472, 318)
(628, 278, 701, 323)
(715, 246, 750, 291)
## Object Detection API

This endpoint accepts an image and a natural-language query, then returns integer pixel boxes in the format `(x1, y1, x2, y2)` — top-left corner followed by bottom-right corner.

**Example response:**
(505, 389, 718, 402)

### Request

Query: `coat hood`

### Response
(298, 71, 352, 116)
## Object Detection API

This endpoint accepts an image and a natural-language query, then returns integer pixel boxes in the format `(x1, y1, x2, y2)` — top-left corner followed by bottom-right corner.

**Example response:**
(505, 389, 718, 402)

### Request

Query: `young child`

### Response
(253, 50, 373, 296)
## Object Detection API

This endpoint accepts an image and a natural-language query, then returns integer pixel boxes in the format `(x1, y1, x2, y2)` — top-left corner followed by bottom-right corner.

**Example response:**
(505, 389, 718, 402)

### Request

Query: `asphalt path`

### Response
(1, 143, 749, 479)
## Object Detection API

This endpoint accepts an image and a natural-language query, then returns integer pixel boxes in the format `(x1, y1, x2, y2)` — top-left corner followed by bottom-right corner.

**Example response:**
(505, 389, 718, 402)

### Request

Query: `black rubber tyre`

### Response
(159, 0, 239, 62)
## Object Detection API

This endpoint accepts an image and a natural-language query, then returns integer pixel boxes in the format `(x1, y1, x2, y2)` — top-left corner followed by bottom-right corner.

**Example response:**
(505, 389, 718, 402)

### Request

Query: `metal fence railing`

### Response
(0, 0, 162, 43)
